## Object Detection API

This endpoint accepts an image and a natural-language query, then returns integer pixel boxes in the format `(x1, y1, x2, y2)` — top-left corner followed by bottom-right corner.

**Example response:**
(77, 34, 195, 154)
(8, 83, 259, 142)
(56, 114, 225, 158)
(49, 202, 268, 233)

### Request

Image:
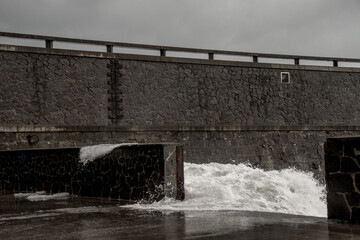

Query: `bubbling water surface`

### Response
(125, 162, 327, 217)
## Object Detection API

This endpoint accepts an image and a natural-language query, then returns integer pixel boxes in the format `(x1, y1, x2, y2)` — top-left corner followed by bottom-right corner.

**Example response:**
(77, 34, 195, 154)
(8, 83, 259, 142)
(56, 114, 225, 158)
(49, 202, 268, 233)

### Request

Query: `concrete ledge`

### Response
(2, 125, 360, 133)
(1, 44, 360, 72)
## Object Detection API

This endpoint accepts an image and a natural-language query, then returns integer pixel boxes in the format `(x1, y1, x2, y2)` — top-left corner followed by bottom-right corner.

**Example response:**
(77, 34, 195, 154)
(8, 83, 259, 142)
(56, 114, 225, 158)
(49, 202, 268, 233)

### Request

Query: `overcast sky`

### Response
(1, 0, 360, 58)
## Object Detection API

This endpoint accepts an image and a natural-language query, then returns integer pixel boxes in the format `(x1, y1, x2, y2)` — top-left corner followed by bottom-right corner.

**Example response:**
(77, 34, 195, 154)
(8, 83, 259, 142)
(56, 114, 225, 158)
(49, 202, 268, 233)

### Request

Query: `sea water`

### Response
(2, 161, 358, 239)
(7, 161, 326, 217)
(78, 144, 326, 217)
(125, 162, 327, 218)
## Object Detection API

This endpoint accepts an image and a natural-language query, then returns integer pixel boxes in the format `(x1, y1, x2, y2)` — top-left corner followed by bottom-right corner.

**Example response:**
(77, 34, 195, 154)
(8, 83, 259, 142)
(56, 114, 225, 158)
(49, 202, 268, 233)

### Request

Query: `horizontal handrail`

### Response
(1, 31, 360, 67)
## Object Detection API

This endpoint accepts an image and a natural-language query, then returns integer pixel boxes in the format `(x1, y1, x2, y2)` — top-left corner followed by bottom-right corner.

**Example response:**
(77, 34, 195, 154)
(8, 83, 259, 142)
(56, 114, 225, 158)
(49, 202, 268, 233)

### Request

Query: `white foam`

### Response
(14, 191, 46, 198)
(125, 162, 327, 217)
(14, 192, 70, 201)
(26, 192, 70, 202)
(79, 143, 138, 165)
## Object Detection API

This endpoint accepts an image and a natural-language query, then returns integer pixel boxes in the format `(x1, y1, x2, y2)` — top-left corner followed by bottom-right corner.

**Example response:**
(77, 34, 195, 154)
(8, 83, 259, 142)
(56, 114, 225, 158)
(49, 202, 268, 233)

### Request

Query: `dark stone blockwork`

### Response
(0, 144, 184, 201)
(327, 173, 354, 193)
(2, 44, 360, 180)
(325, 137, 360, 223)
(2, 37, 360, 182)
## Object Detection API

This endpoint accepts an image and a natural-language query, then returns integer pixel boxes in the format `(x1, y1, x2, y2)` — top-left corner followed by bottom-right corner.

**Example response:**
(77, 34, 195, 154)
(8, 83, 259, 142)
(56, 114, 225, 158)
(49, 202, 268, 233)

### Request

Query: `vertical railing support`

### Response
(45, 40, 53, 49)
(106, 45, 113, 53)
(208, 53, 214, 60)
(3, 32, 360, 69)
(160, 49, 166, 57)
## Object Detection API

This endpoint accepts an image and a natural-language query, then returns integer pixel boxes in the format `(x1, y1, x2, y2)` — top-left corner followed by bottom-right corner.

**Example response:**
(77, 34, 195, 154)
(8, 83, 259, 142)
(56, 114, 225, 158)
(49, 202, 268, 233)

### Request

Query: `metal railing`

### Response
(1, 31, 360, 67)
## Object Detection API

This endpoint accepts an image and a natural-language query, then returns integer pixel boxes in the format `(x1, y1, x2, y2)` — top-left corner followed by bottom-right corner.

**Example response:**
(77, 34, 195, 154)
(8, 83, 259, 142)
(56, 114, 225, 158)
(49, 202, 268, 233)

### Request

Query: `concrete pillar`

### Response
(325, 137, 360, 223)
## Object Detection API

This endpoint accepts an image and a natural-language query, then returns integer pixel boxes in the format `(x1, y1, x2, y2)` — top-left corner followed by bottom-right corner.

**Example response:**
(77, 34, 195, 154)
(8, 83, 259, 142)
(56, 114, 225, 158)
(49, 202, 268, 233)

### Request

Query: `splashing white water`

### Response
(79, 143, 138, 165)
(126, 162, 327, 217)
(14, 192, 70, 201)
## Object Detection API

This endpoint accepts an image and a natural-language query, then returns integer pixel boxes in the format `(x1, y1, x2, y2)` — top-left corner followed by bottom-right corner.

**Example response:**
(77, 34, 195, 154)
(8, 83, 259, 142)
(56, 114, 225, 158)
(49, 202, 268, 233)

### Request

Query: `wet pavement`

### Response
(1, 194, 360, 239)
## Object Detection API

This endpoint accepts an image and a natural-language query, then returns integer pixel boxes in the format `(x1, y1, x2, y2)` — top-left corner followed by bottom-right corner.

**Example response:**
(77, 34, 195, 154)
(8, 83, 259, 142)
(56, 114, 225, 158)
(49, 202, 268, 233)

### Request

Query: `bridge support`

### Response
(0, 143, 184, 201)
(325, 137, 360, 223)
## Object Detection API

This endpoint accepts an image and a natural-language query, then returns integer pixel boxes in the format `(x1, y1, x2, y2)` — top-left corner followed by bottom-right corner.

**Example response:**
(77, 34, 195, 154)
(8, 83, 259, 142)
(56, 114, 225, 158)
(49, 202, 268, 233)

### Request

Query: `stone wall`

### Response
(119, 61, 360, 126)
(1, 50, 360, 127)
(3, 126, 360, 179)
(325, 137, 360, 223)
(0, 144, 184, 201)
(1, 46, 360, 179)
(0, 51, 109, 125)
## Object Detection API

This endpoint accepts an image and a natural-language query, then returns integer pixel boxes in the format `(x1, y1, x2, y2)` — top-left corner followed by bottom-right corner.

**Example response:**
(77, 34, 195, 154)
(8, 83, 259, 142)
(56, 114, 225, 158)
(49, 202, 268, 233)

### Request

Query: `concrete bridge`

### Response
(1, 32, 360, 179)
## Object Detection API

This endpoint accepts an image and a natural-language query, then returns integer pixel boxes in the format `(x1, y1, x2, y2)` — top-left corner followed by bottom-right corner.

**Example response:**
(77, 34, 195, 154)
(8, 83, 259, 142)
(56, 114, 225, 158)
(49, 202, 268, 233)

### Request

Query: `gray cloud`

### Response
(1, 0, 359, 58)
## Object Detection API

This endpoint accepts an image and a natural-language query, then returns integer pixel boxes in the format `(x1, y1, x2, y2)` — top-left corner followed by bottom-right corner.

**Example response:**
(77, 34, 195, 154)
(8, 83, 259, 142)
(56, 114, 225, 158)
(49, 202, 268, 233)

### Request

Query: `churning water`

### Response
(126, 162, 327, 218)
(78, 144, 327, 218)
(0, 159, 346, 239)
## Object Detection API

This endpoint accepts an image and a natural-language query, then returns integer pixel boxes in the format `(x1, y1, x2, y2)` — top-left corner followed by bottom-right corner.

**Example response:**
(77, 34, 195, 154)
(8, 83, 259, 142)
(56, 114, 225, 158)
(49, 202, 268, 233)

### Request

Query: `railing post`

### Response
(3, 31, 360, 69)
(45, 40, 53, 49)
(160, 49, 166, 57)
(106, 45, 113, 53)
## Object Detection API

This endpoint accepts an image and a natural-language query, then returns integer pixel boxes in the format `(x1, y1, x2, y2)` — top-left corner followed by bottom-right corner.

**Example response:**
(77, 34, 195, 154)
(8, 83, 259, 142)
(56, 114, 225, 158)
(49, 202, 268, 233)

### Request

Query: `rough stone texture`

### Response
(0, 144, 184, 201)
(325, 137, 360, 222)
(1, 51, 360, 127)
(0, 52, 109, 125)
(326, 173, 354, 192)
(327, 192, 351, 220)
(81, 145, 165, 200)
(346, 193, 360, 206)
(352, 207, 360, 222)
(341, 157, 360, 173)
(355, 174, 360, 191)
(324, 154, 341, 173)
(1, 49, 360, 181)
(0, 148, 79, 194)
(107, 59, 124, 123)
(119, 60, 360, 126)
